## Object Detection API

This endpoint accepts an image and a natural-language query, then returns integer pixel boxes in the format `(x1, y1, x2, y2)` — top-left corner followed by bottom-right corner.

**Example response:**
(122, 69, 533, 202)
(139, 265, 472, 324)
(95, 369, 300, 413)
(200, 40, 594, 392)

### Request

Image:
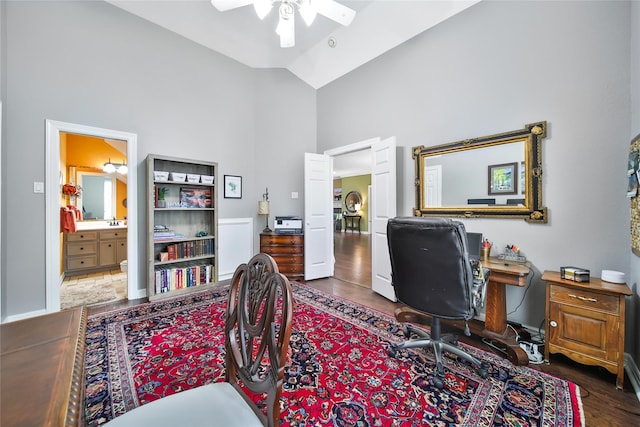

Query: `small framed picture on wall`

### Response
(224, 175, 242, 199)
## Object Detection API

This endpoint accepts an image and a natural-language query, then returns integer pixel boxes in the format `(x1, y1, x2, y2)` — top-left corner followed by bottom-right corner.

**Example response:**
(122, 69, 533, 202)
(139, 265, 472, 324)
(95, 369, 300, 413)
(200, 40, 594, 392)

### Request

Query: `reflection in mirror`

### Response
(77, 172, 117, 220)
(414, 121, 547, 223)
(344, 191, 362, 213)
(423, 141, 525, 207)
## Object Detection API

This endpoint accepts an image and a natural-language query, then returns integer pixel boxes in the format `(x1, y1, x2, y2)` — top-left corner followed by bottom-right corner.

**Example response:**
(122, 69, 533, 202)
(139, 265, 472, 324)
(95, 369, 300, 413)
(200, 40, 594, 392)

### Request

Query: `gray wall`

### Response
(318, 0, 633, 345)
(253, 69, 316, 232)
(0, 1, 315, 317)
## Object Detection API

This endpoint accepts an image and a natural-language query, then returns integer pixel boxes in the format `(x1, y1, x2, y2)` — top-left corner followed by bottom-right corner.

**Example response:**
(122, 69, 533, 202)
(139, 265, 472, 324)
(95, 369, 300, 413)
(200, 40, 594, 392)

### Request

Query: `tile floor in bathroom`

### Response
(61, 269, 128, 309)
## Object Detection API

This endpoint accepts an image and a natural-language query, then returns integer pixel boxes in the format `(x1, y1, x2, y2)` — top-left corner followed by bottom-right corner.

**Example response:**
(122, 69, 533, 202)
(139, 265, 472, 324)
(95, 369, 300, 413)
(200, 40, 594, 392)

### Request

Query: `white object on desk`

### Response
(601, 270, 625, 284)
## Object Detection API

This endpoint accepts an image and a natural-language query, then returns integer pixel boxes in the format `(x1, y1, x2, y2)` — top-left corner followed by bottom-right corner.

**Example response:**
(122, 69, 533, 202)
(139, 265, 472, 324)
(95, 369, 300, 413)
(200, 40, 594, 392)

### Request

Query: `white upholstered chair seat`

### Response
(105, 380, 264, 426)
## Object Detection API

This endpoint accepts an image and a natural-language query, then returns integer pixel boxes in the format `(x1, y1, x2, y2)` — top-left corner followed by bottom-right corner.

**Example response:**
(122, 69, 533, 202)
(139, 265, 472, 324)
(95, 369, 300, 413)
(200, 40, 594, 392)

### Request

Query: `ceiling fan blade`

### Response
(210, 0, 254, 12)
(314, 0, 355, 26)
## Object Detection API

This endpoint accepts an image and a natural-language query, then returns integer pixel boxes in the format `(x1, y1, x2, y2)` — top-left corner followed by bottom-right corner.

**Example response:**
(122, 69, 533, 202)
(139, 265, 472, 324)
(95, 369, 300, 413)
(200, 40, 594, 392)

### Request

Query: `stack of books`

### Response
(154, 225, 176, 240)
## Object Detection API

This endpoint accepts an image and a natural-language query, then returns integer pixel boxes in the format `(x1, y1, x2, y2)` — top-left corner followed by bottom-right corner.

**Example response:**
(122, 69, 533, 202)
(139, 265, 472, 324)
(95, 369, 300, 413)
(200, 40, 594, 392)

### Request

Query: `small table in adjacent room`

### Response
(343, 215, 361, 233)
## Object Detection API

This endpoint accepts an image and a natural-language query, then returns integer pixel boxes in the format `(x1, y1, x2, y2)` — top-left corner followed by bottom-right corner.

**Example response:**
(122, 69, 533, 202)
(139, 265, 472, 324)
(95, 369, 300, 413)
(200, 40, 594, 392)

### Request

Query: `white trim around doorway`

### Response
(45, 120, 140, 314)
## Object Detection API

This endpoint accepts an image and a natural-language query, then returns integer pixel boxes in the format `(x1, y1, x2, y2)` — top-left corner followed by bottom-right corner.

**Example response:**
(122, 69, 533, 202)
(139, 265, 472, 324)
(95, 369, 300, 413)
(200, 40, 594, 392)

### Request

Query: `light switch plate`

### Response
(291, 192, 299, 199)
(34, 181, 44, 193)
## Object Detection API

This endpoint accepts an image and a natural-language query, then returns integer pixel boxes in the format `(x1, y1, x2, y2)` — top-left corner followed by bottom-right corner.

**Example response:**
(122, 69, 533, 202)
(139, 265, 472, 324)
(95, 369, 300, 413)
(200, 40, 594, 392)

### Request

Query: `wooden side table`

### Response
(543, 270, 631, 389)
(344, 215, 361, 233)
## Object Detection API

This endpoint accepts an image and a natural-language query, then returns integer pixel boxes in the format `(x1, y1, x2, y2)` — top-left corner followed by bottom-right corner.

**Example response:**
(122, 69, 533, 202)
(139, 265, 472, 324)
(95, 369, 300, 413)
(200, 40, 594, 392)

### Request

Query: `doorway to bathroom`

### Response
(45, 120, 138, 313)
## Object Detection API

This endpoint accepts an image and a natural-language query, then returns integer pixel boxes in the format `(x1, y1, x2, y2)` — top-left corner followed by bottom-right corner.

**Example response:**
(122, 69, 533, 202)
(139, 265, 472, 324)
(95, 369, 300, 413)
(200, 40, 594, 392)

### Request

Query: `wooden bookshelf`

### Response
(146, 154, 218, 300)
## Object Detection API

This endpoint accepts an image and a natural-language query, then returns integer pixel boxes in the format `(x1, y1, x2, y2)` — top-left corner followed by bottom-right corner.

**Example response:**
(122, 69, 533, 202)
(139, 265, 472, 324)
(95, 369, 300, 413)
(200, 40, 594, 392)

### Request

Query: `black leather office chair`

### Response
(387, 217, 489, 388)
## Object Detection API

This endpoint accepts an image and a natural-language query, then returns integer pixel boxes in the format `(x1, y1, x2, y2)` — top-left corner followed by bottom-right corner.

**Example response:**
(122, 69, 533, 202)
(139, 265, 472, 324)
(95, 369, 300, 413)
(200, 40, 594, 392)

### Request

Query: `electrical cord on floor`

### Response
(507, 269, 534, 316)
(506, 323, 520, 342)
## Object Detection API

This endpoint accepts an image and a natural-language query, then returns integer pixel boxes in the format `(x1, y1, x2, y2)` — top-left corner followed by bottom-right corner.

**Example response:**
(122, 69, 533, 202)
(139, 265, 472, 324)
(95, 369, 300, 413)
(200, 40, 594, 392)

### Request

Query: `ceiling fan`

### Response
(210, 0, 356, 48)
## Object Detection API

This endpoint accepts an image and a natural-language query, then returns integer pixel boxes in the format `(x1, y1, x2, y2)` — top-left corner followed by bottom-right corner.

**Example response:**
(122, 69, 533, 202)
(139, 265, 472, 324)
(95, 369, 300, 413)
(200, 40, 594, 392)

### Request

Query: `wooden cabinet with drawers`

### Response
(260, 233, 304, 281)
(543, 270, 631, 389)
(65, 231, 99, 272)
(64, 228, 127, 275)
(98, 229, 127, 267)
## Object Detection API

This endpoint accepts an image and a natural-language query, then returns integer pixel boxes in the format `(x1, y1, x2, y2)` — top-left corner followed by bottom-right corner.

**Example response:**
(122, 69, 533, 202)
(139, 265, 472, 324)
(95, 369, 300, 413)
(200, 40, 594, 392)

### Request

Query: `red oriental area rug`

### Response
(84, 283, 584, 426)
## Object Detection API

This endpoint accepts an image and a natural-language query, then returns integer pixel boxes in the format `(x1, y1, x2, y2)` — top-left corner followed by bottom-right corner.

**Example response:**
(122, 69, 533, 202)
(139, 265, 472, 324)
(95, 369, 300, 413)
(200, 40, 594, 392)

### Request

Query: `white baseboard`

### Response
(624, 353, 640, 403)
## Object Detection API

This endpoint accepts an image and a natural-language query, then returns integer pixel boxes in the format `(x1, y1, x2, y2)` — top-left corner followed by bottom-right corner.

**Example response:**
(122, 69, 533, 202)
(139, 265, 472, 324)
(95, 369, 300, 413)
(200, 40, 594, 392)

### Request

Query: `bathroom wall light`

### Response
(103, 159, 128, 174)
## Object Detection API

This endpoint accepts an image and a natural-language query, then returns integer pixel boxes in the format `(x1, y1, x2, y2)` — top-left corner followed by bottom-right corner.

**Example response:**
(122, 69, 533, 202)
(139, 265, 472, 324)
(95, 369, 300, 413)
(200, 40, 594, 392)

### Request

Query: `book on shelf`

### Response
(158, 240, 214, 262)
(154, 262, 214, 293)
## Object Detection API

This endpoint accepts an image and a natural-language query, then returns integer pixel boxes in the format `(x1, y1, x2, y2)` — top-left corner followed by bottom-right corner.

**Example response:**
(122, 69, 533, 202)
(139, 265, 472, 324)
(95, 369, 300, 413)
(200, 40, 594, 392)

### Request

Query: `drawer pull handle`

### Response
(568, 293, 597, 302)
(549, 320, 558, 328)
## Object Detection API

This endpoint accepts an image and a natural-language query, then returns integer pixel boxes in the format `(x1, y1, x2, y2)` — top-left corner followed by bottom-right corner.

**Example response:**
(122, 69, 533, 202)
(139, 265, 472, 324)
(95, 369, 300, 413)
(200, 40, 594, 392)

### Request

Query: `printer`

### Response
(274, 216, 303, 234)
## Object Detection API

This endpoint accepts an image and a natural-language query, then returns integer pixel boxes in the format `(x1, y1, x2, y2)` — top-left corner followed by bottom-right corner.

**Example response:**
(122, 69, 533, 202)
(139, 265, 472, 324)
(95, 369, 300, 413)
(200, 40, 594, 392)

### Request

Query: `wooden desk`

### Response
(476, 257, 532, 365)
(0, 307, 87, 427)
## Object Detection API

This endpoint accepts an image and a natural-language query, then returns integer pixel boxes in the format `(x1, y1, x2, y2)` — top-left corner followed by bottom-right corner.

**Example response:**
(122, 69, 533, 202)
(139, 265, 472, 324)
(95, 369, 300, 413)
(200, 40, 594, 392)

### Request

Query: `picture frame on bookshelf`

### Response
(224, 175, 242, 199)
(180, 187, 212, 208)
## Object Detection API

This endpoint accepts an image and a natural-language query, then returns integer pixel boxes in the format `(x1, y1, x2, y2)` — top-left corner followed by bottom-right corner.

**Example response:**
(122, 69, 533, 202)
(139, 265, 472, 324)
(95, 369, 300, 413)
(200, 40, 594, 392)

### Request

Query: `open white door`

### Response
(304, 153, 333, 280)
(371, 136, 397, 301)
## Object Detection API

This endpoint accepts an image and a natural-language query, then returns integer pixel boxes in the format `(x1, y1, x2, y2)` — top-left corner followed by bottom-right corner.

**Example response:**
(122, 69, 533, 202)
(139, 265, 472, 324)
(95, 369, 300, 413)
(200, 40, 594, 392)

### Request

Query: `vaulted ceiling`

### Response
(107, 0, 480, 89)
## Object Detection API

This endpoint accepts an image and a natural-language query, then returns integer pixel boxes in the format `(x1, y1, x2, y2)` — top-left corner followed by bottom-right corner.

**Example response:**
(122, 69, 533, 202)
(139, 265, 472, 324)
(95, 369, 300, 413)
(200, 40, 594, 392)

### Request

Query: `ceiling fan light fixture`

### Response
(276, 2, 295, 47)
(253, 0, 272, 19)
(298, 0, 316, 26)
(211, 0, 355, 48)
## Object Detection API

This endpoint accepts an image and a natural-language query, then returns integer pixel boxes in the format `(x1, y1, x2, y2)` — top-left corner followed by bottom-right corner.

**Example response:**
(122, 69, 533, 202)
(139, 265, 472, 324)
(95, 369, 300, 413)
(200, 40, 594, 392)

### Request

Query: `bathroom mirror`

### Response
(344, 191, 362, 213)
(413, 121, 547, 223)
(76, 171, 127, 220)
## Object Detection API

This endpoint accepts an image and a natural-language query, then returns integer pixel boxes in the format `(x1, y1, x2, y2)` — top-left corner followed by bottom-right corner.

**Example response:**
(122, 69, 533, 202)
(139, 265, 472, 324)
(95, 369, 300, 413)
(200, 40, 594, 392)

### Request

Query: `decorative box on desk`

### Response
(259, 232, 304, 281)
(543, 270, 631, 389)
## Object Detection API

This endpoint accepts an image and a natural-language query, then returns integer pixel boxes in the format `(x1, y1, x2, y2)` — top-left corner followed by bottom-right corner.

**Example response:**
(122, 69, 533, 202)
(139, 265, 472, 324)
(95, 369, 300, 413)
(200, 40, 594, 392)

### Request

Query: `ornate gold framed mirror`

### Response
(344, 191, 362, 213)
(413, 121, 547, 223)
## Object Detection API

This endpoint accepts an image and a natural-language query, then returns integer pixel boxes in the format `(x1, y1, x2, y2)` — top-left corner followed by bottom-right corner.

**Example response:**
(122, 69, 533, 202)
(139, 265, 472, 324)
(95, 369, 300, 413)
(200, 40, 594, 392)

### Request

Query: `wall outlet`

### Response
(291, 192, 299, 199)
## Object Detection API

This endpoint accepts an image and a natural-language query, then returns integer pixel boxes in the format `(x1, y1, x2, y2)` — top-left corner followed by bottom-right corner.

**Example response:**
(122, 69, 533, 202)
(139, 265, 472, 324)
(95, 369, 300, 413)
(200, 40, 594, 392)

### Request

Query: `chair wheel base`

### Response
(476, 362, 490, 379)
(388, 345, 399, 358)
(433, 377, 444, 388)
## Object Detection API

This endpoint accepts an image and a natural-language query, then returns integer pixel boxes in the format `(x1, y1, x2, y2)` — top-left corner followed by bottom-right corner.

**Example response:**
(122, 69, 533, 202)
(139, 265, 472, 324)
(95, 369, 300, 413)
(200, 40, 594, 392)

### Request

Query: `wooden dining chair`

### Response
(104, 253, 294, 427)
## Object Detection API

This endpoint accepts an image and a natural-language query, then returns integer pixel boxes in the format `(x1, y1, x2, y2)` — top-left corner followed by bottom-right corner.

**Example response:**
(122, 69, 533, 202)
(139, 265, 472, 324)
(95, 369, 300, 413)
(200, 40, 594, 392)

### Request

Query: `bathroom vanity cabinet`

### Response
(64, 228, 127, 275)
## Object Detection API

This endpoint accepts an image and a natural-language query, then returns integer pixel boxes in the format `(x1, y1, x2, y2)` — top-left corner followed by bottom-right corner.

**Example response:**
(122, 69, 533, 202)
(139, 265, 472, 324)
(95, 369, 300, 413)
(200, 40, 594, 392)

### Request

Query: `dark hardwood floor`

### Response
(88, 232, 640, 425)
(332, 231, 372, 287)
